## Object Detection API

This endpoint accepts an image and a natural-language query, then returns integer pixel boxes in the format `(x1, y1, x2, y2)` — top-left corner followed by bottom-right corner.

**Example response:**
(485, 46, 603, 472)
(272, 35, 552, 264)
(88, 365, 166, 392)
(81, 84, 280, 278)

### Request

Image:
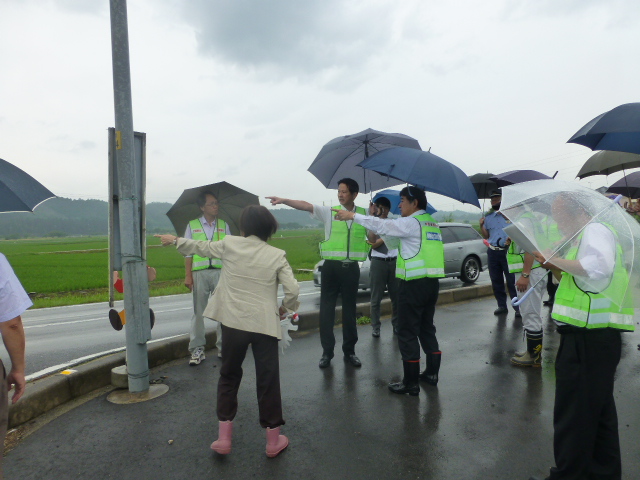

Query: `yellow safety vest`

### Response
(189, 218, 226, 271)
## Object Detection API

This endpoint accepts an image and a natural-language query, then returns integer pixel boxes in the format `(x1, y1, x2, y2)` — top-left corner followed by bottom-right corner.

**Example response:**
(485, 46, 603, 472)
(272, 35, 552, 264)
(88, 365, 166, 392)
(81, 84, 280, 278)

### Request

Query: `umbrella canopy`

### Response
(500, 179, 640, 309)
(468, 173, 498, 200)
(307, 128, 421, 193)
(607, 171, 640, 198)
(357, 147, 480, 208)
(577, 150, 640, 179)
(372, 189, 437, 216)
(489, 170, 552, 187)
(166, 182, 259, 236)
(0, 158, 55, 213)
(568, 103, 640, 154)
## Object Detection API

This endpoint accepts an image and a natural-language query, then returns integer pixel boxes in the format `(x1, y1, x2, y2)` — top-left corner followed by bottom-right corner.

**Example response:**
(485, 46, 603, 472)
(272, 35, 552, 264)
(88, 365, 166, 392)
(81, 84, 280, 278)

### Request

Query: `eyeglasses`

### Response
(204, 202, 219, 207)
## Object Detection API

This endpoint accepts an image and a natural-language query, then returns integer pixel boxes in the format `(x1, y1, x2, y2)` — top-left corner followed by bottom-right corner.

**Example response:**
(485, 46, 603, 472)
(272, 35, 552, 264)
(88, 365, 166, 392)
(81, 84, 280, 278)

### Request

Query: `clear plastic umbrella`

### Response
(500, 180, 640, 310)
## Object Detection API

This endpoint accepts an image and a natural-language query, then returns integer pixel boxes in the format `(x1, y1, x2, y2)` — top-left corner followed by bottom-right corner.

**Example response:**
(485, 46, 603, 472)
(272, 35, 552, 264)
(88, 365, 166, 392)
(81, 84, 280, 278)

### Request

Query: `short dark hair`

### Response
(196, 190, 217, 208)
(400, 186, 427, 210)
(375, 196, 391, 209)
(240, 205, 278, 241)
(337, 178, 359, 195)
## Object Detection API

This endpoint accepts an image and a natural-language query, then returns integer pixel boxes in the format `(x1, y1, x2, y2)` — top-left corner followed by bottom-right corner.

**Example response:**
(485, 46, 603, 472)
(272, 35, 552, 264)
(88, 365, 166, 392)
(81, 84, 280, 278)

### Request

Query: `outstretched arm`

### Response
(266, 197, 313, 213)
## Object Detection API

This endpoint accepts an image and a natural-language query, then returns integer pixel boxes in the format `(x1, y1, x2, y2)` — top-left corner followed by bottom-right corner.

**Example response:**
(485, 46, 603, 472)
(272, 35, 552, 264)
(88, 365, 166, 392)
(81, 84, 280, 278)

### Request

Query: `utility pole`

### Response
(109, 0, 151, 393)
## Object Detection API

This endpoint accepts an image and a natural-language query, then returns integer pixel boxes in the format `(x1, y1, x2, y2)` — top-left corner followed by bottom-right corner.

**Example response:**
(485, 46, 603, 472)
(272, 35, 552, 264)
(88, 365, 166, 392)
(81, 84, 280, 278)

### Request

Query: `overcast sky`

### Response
(1, 0, 639, 213)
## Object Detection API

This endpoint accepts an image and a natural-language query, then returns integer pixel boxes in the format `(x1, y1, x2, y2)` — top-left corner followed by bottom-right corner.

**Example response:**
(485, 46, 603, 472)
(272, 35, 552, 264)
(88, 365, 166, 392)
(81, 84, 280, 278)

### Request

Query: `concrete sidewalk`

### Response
(4, 295, 639, 480)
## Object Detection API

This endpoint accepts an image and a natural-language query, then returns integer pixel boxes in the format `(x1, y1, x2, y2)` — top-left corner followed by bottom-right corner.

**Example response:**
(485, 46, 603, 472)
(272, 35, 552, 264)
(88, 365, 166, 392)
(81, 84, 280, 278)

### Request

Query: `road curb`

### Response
(9, 284, 494, 429)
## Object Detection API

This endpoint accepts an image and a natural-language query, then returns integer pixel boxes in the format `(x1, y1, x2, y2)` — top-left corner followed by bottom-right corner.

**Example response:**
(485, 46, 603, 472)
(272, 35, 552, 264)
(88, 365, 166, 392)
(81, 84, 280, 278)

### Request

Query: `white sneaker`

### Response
(189, 347, 205, 365)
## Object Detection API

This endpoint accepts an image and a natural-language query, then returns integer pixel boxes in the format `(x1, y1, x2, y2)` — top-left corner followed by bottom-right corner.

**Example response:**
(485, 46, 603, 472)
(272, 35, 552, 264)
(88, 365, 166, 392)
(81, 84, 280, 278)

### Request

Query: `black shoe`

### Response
(319, 355, 332, 368)
(344, 354, 362, 367)
(388, 380, 419, 396)
(494, 307, 508, 315)
(419, 352, 441, 386)
(372, 327, 380, 338)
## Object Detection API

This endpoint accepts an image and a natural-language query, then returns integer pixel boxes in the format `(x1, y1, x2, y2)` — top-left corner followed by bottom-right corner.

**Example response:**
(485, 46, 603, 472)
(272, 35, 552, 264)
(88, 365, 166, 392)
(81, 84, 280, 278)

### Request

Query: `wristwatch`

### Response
(521, 272, 530, 278)
(172, 237, 178, 245)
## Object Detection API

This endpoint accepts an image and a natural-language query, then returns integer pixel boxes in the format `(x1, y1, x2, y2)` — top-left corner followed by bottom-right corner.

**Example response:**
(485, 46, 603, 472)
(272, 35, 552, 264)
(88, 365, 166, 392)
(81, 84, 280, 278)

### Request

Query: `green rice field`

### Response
(1, 230, 323, 308)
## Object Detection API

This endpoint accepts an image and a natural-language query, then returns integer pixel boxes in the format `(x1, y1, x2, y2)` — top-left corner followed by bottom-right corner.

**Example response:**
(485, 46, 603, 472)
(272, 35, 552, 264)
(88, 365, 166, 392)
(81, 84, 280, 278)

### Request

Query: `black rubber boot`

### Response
(526, 330, 543, 356)
(388, 361, 419, 396)
(419, 351, 442, 386)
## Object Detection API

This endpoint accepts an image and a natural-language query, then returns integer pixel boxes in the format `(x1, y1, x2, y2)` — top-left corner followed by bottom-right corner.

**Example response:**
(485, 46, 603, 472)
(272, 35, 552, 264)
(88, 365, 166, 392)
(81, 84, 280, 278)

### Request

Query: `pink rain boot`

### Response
(265, 427, 289, 458)
(210, 420, 233, 454)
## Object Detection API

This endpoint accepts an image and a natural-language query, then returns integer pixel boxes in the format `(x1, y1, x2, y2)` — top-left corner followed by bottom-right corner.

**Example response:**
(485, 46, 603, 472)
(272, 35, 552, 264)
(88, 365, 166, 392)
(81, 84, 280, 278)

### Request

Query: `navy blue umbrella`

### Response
(357, 147, 481, 208)
(489, 170, 552, 187)
(372, 189, 437, 215)
(308, 129, 421, 193)
(568, 103, 640, 154)
(0, 158, 55, 213)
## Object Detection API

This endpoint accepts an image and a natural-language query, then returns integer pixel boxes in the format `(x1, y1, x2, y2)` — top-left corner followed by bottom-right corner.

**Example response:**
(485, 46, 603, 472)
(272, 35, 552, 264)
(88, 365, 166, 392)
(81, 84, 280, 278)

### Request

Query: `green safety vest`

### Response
(189, 218, 226, 271)
(319, 206, 370, 261)
(396, 213, 445, 280)
(552, 226, 634, 331)
(507, 215, 561, 274)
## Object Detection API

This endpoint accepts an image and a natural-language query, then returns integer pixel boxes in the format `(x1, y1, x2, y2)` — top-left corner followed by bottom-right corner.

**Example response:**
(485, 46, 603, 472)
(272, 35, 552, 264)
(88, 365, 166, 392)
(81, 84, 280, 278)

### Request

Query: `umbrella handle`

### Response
(511, 273, 547, 307)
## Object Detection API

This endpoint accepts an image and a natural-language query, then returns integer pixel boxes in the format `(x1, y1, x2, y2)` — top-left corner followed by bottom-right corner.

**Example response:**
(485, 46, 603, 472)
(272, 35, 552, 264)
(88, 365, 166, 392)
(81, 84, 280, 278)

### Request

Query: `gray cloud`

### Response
(182, 0, 399, 78)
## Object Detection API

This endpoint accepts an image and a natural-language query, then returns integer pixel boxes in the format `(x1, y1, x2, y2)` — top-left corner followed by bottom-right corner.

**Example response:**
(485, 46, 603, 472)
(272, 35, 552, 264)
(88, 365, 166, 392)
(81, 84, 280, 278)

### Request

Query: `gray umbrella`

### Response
(0, 157, 56, 213)
(307, 128, 421, 193)
(577, 150, 640, 179)
(166, 182, 259, 236)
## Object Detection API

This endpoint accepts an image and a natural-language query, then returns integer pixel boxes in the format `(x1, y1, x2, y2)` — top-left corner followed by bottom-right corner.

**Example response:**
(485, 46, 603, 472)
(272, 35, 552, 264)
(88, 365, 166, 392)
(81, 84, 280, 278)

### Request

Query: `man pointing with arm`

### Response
(267, 178, 369, 369)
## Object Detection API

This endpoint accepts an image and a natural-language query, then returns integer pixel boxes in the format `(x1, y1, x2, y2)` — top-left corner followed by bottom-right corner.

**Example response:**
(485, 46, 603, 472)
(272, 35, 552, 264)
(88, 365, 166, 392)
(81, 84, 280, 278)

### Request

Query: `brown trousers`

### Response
(217, 325, 284, 428)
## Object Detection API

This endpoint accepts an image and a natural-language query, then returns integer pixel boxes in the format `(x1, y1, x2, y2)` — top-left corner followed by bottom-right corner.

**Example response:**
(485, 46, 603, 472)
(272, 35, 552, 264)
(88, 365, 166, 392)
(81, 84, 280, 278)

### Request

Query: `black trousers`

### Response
(487, 248, 517, 309)
(217, 325, 284, 428)
(547, 271, 558, 302)
(319, 260, 360, 357)
(549, 328, 622, 480)
(397, 277, 440, 361)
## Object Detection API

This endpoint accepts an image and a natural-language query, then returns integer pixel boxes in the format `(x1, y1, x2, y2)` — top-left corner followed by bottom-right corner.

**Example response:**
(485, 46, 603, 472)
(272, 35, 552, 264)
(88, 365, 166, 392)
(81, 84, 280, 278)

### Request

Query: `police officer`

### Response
(267, 178, 370, 369)
(333, 186, 444, 396)
(479, 189, 520, 316)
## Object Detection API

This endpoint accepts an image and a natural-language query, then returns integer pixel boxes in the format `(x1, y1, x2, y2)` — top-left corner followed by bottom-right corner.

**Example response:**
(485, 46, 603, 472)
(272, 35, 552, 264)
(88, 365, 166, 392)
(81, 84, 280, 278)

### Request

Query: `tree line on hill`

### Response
(0, 198, 479, 240)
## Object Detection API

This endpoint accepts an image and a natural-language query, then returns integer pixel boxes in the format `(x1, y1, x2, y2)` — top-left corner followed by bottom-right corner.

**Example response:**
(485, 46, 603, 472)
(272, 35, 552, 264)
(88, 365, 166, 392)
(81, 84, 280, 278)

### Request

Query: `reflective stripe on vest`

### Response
(551, 226, 634, 331)
(189, 218, 226, 271)
(396, 213, 445, 280)
(319, 206, 370, 261)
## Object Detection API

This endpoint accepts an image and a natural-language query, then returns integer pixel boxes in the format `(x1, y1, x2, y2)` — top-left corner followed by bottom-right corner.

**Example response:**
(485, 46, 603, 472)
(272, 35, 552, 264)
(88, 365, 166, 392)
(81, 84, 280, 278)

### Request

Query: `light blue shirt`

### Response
(0, 253, 32, 323)
(483, 211, 510, 248)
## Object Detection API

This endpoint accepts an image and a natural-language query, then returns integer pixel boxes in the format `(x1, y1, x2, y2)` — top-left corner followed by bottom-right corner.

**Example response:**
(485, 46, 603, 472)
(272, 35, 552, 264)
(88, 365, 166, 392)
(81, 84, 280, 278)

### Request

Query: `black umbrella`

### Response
(0, 158, 56, 213)
(166, 182, 259, 236)
(468, 173, 498, 199)
(577, 150, 640, 179)
(489, 170, 553, 187)
(307, 128, 421, 193)
(607, 172, 640, 199)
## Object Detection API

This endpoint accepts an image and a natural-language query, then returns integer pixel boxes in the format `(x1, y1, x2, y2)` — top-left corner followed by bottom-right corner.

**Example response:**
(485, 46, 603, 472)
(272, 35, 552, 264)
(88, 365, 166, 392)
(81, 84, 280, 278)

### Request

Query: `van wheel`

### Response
(461, 256, 480, 283)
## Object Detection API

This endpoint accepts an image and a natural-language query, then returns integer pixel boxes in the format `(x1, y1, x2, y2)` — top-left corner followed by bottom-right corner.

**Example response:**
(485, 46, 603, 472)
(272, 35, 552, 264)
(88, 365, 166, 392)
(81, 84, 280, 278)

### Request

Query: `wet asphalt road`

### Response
(13, 275, 490, 377)
(5, 295, 639, 480)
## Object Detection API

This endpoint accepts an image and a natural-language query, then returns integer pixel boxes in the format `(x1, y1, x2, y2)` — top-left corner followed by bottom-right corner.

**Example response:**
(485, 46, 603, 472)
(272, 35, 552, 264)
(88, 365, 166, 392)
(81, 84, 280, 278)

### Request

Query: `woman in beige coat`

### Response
(156, 205, 300, 458)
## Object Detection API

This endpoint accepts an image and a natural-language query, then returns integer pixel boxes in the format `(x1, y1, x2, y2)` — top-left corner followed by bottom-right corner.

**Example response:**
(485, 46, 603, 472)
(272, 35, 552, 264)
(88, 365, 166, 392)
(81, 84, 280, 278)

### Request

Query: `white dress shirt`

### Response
(574, 223, 616, 293)
(353, 209, 427, 259)
(0, 253, 33, 323)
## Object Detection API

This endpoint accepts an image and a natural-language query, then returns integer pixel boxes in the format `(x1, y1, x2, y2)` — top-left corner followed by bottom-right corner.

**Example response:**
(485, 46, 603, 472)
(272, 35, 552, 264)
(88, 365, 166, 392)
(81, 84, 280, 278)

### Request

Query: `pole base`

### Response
(107, 384, 169, 404)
